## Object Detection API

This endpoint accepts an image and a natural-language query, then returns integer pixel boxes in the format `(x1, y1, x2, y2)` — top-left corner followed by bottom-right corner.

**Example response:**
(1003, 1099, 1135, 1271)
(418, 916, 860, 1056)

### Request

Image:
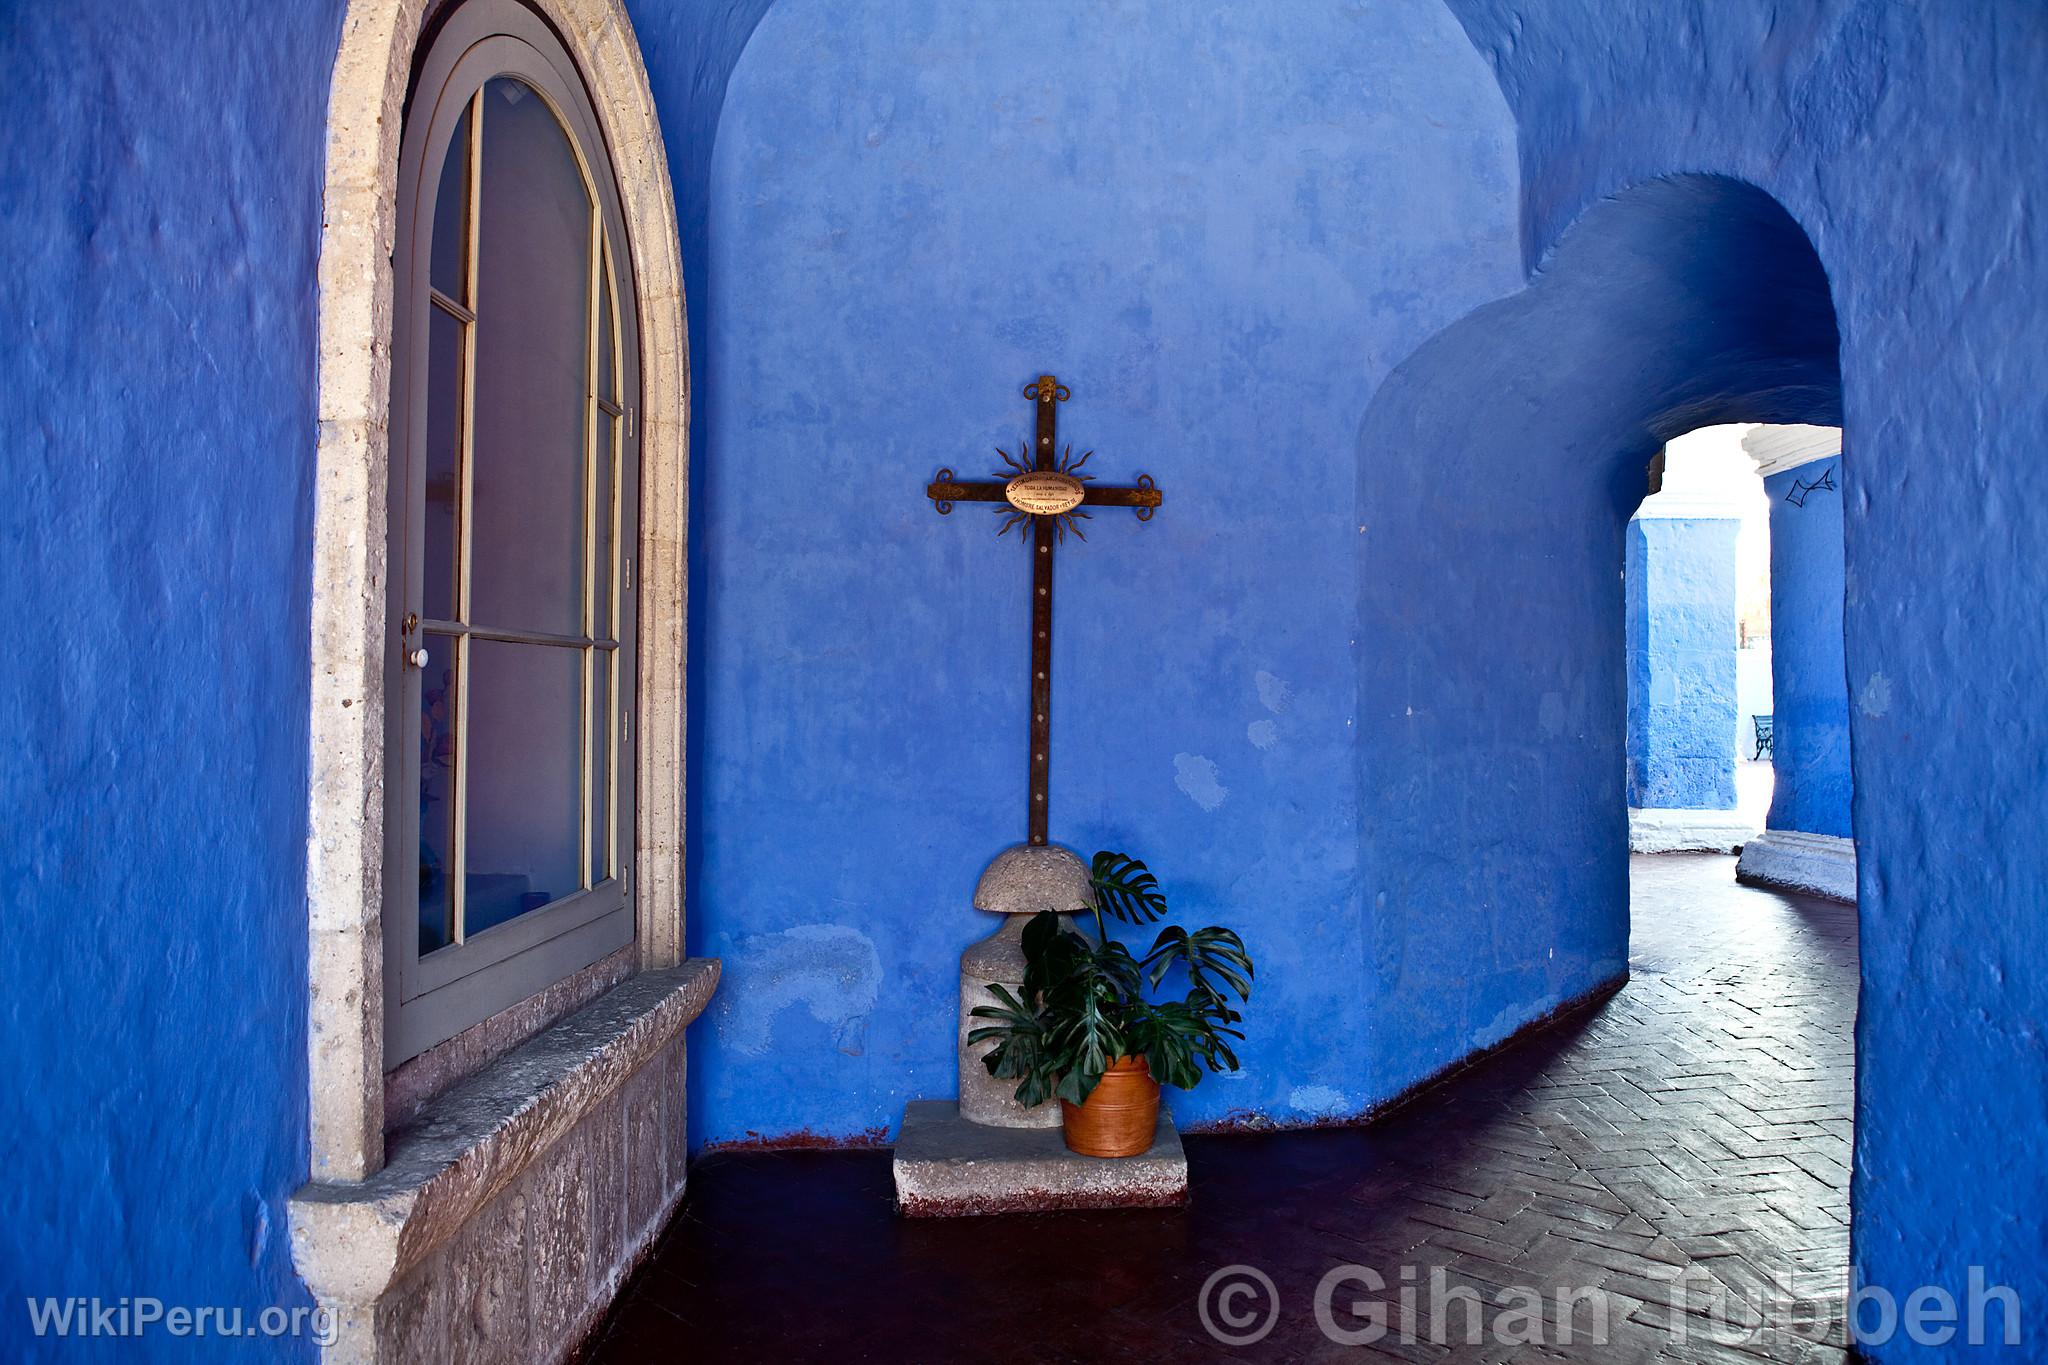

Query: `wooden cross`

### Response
(926, 375, 1164, 847)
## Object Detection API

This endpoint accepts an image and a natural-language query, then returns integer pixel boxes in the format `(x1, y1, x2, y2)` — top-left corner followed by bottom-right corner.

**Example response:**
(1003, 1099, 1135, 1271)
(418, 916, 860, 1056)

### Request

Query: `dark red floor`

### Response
(588, 855, 1856, 1363)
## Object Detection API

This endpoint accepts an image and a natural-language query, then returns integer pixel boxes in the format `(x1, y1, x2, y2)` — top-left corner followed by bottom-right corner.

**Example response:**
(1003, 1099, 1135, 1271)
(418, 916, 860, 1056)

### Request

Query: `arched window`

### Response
(385, 0, 639, 1062)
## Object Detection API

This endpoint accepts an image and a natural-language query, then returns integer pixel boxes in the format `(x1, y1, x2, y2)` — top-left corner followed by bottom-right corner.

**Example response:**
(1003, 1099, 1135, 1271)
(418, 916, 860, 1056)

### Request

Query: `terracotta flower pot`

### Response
(1060, 1055, 1160, 1157)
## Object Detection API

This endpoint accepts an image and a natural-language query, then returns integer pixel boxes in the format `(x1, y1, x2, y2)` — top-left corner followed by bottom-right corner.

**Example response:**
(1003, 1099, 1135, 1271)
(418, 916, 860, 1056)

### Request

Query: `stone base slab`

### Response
(1628, 807, 1756, 853)
(893, 1100, 1187, 1217)
(1737, 829, 1857, 903)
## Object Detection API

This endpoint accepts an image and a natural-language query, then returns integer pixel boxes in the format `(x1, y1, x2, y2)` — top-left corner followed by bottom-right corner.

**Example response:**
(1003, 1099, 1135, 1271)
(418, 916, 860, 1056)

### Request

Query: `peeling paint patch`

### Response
(1859, 671, 1892, 718)
(1172, 753, 1227, 811)
(1255, 670, 1293, 714)
(245, 1193, 270, 1266)
(1193, 1108, 1357, 1135)
(701, 1124, 891, 1154)
(715, 924, 883, 1057)
(1246, 718, 1279, 750)
(1477, 995, 1560, 1052)
(1288, 1084, 1349, 1116)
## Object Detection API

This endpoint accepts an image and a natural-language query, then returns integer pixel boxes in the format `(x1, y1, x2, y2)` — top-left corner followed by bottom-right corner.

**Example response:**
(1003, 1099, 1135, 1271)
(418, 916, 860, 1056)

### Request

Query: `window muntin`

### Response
(387, 6, 638, 1064)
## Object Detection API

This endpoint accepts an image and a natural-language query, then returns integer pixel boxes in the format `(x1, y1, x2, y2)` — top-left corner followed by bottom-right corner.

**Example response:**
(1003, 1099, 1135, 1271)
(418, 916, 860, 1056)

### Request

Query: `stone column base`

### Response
(958, 916, 1062, 1128)
(958, 842, 1095, 1129)
(1736, 830, 1857, 903)
(1628, 807, 1756, 853)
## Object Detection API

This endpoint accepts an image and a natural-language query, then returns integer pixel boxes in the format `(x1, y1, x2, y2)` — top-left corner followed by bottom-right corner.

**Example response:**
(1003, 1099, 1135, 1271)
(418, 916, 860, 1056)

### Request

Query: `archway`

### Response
(1356, 172, 1840, 1093)
(1354, 171, 1850, 1322)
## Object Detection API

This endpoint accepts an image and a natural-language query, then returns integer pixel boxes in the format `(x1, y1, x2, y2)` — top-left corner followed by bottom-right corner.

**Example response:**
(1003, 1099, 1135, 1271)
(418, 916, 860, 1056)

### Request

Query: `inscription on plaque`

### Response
(1005, 471, 1085, 516)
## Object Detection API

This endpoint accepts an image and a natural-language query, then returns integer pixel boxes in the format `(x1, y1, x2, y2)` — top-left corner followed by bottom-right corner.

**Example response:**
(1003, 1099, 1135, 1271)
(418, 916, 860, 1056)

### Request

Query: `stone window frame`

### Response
(310, 0, 688, 1182)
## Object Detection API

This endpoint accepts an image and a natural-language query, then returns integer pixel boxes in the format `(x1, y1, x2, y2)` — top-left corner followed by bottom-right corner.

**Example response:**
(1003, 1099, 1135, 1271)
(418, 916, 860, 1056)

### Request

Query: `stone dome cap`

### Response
(972, 842, 1096, 915)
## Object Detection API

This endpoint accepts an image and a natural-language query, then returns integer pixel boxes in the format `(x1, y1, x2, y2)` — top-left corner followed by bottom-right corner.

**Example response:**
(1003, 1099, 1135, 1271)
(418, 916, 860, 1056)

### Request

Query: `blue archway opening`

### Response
(1353, 171, 1843, 1122)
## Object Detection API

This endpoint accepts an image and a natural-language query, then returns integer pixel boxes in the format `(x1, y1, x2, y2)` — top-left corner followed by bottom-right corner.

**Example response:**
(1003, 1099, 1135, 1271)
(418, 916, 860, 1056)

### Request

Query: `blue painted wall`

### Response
(1356, 172, 1833, 1113)
(1431, 0, 2047, 1350)
(0, 0, 761, 1353)
(687, 0, 1523, 1143)
(1764, 456, 1853, 839)
(0, 0, 342, 1355)
(1625, 517, 1740, 810)
(613, 5, 774, 890)
(3, 0, 2043, 1355)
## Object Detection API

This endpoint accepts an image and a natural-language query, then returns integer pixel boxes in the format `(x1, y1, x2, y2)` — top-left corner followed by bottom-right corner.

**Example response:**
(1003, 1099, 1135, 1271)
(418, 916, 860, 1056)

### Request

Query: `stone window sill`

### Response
(290, 959, 719, 1305)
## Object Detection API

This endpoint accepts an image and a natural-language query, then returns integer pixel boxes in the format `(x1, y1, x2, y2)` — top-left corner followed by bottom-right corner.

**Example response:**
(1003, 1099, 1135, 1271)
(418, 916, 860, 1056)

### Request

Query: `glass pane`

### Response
(589, 649, 610, 885)
(469, 76, 593, 637)
(417, 632, 459, 956)
(429, 101, 470, 301)
(594, 408, 614, 638)
(463, 637, 582, 935)
(422, 304, 462, 621)
(597, 250, 615, 404)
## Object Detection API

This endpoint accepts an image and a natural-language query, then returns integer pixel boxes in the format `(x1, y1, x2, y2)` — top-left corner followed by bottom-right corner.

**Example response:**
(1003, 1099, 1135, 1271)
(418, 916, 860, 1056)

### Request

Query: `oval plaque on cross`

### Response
(1004, 471, 1085, 516)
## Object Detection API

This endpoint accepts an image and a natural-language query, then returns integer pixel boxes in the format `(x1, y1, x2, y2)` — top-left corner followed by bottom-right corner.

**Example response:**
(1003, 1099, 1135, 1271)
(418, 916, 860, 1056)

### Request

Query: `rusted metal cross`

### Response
(926, 375, 1164, 847)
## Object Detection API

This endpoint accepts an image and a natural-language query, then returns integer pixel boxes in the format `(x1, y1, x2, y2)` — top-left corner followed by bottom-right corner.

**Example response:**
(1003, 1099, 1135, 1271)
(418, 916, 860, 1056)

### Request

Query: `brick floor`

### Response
(588, 854, 1857, 1363)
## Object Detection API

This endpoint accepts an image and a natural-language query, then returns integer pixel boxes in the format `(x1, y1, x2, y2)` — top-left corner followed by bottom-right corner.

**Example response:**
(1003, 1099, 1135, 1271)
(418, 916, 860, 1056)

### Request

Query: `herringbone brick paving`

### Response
(590, 854, 1856, 1362)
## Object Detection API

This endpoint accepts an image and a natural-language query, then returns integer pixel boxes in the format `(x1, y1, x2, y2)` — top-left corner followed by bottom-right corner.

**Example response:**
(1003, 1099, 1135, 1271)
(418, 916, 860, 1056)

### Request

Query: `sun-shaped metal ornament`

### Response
(992, 441, 1098, 545)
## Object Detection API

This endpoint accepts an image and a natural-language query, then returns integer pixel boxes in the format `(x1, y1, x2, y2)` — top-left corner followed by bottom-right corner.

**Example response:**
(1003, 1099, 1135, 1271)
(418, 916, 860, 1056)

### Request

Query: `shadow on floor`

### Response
(588, 855, 1856, 1364)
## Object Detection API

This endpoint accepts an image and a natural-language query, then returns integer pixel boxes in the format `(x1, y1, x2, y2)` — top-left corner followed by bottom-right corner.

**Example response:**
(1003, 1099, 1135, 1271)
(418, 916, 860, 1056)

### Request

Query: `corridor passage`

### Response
(592, 856, 1856, 1363)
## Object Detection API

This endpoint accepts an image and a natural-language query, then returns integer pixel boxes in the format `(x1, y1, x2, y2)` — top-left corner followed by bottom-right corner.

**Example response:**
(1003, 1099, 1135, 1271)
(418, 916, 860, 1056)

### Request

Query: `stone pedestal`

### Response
(959, 915, 1060, 1128)
(894, 1101, 1187, 1217)
(898, 841, 1187, 1214)
(954, 842, 1095, 1128)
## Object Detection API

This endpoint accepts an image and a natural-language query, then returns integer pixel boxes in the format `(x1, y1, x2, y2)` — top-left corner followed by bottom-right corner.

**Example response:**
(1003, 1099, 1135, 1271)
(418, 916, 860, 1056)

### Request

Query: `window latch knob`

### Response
(407, 647, 429, 669)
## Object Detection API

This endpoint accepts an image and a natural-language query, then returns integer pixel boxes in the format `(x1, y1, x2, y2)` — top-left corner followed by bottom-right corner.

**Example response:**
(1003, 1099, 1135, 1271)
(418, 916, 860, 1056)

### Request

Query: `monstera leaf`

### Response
(1090, 850, 1168, 924)
(1141, 924, 1254, 1010)
(1045, 971, 1127, 1106)
(971, 853, 1256, 1108)
(1128, 997, 1244, 1091)
(968, 982, 1057, 1109)
(1019, 907, 1089, 1002)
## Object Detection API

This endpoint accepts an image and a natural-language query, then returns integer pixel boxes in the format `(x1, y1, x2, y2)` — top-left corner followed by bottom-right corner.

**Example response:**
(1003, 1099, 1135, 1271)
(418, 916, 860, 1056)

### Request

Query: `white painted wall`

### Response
(1736, 642, 1774, 757)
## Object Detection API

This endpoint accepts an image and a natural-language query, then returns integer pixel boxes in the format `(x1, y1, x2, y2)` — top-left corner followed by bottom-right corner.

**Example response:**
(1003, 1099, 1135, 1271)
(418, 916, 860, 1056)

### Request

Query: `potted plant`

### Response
(968, 852, 1254, 1157)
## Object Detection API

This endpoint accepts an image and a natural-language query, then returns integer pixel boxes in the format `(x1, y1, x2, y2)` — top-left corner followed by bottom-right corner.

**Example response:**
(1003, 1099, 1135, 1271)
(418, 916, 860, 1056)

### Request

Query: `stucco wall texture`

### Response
(0, 0, 763, 1355)
(1625, 517, 1742, 811)
(0, 0, 343, 1355)
(1765, 456, 1854, 840)
(1357, 169, 1835, 1151)
(689, 0, 1523, 1150)
(2, 0, 2043, 1355)
(1630, 511, 1744, 810)
(1438, 1, 2048, 1352)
